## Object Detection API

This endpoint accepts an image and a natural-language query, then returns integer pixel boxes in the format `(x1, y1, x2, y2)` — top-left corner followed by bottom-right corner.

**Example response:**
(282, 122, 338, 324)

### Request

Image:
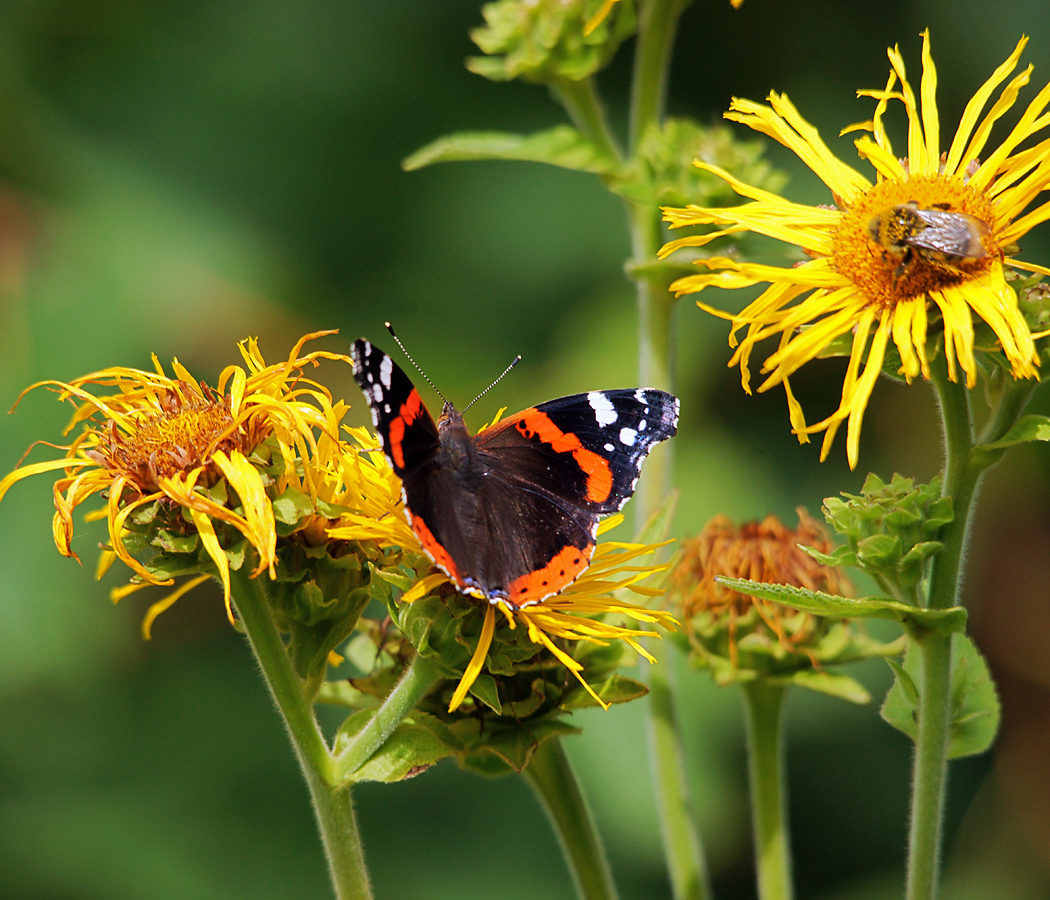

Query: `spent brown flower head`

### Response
(672, 509, 849, 667)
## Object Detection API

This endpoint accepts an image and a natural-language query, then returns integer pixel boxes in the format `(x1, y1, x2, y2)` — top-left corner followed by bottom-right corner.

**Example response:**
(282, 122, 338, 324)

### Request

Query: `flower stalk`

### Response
(523, 737, 619, 900)
(906, 364, 1034, 900)
(646, 654, 711, 900)
(230, 568, 373, 900)
(742, 682, 793, 900)
(619, 4, 710, 899)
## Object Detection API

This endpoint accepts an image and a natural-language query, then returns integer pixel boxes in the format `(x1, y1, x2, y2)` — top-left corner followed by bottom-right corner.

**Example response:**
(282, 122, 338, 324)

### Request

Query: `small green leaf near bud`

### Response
(880, 635, 1000, 758)
(716, 578, 967, 635)
(774, 670, 872, 704)
(978, 414, 1050, 450)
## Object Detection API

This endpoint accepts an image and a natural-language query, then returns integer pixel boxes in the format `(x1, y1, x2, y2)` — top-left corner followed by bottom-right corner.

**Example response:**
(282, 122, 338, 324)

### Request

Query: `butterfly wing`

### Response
(462, 388, 679, 605)
(350, 339, 439, 480)
(476, 389, 680, 514)
(397, 454, 599, 606)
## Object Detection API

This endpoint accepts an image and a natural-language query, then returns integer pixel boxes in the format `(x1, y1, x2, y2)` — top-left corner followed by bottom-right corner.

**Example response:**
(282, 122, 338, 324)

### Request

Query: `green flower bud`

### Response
(467, 0, 636, 84)
(822, 473, 953, 595)
(615, 117, 788, 208)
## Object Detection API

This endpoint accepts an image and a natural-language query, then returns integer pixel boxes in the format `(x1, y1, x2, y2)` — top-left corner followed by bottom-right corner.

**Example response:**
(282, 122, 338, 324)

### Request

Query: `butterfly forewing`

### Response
(477, 389, 679, 514)
(351, 339, 439, 479)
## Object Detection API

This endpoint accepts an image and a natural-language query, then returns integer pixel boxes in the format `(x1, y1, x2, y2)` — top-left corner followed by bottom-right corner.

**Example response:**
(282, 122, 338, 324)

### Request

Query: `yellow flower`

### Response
(661, 32, 1048, 468)
(329, 437, 676, 713)
(0, 331, 359, 628)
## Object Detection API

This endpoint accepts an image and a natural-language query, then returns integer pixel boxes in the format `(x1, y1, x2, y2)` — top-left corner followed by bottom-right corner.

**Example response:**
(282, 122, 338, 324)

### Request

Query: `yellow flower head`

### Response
(661, 32, 1050, 467)
(0, 331, 361, 628)
(330, 434, 677, 713)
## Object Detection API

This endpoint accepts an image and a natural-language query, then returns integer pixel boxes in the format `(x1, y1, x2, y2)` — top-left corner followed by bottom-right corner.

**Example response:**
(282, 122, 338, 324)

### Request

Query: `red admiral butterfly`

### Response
(351, 338, 679, 609)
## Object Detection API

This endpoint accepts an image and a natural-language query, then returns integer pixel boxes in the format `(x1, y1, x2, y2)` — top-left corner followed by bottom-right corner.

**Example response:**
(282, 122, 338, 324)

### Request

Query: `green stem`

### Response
(335, 652, 444, 780)
(625, 0, 681, 501)
(926, 368, 977, 613)
(742, 682, 793, 900)
(629, 0, 680, 152)
(904, 631, 953, 900)
(624, 5, 708, 898)
(906, 370, 1036, 900)
(646, 653, 711, 900)
(904, 370, 972, 900)
(230, 570, 372, 900)
(552, 76, 623, 162)
(522, 737, 619, 900)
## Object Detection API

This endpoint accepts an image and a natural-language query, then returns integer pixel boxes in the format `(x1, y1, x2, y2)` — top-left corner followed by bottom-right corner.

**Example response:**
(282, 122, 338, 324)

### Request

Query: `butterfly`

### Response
(351, 339, 678, 608)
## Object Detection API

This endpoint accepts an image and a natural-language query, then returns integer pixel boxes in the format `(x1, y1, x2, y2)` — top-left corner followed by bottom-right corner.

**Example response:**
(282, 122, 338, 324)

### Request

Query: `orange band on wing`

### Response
(507, 542, 594, 606)
(411, 514, 461, 583)
(388, 389, 426, 470)
(514, 411, 612, 503)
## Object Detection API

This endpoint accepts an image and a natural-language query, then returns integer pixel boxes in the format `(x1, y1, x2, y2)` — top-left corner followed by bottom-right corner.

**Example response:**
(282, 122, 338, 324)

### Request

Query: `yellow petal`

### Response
(448, 604, 496, 712)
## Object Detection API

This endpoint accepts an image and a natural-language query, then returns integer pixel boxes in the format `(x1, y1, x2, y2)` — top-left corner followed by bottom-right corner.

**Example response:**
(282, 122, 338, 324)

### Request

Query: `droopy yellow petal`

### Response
(141, 575, 211, 639)
(212, 449, 277, 577)
(448, 604, 496, 712)
(188, 506, 234, 625)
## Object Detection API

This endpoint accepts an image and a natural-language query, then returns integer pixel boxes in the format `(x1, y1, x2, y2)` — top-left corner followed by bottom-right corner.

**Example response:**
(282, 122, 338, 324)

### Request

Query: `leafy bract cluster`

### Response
(818, 473, 953, 601)
(468, 0, 636, 84)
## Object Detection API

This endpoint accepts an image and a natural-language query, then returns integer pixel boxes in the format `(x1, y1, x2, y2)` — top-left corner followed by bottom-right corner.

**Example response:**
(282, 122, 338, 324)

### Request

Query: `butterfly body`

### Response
(351, 339, 679, 608)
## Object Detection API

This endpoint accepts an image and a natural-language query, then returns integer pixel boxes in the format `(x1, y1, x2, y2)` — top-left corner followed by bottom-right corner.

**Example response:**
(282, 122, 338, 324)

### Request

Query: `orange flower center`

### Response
(831, 174, 999, 307)
(92, 382, 266, 492)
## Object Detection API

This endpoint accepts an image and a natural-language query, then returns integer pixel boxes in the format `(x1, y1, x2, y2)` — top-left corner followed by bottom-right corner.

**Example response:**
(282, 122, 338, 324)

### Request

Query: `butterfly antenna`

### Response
(385, 322, 448, 405)
(462, 354, 521, 413)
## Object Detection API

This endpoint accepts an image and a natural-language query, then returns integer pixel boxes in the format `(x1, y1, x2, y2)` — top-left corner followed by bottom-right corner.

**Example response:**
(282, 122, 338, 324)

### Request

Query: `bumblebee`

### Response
(868, 201, 990, 279)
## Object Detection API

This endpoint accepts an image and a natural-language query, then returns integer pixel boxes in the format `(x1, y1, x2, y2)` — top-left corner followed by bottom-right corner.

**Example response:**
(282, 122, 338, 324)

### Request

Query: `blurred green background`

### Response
(1, 1, 1049, 898)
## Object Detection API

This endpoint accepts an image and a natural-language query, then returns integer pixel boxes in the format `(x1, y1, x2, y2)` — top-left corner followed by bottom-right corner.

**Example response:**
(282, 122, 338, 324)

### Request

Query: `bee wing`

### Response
(909, 210, 989, 258)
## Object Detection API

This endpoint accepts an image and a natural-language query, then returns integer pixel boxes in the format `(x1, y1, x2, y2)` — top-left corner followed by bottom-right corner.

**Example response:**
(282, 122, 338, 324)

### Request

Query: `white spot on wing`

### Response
(619, 427, 637, 446)
(604, 442, 615, 452)
(379, 355, 393, 389)
(588, 391, 618, 426)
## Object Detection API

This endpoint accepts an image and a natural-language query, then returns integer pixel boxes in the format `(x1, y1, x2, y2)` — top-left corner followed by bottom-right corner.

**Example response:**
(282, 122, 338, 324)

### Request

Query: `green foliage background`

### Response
(1, 2, 1048, 898)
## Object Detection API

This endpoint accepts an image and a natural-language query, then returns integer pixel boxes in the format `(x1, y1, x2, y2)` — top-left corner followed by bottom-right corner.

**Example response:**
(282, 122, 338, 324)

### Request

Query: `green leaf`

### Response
(403, 126, 620, 176)
(798, 543, 857, 568)
(978, 414, 1050, 449)
(772, 670, 872, 704)
(948, 635, 1001, 758)
(341, 711, 462, 783)
(885, 657, 919, 706)
(560, 673, 649, 709)
(856, 533, 902, 567)
(457, 717, 579, 776)
(880, 635, 1001, 758)
(272, 487, 315, 525)
(715, 577, 968, 636)
(467, 673, 503, 715)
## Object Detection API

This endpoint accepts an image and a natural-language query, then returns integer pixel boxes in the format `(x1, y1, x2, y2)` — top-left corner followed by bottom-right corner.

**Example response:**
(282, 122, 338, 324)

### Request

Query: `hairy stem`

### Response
(231, 570, 372, 900)
(743, 682, 793, 900)
(523, 737, 620, 900)
(647, 654, 711, 900)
